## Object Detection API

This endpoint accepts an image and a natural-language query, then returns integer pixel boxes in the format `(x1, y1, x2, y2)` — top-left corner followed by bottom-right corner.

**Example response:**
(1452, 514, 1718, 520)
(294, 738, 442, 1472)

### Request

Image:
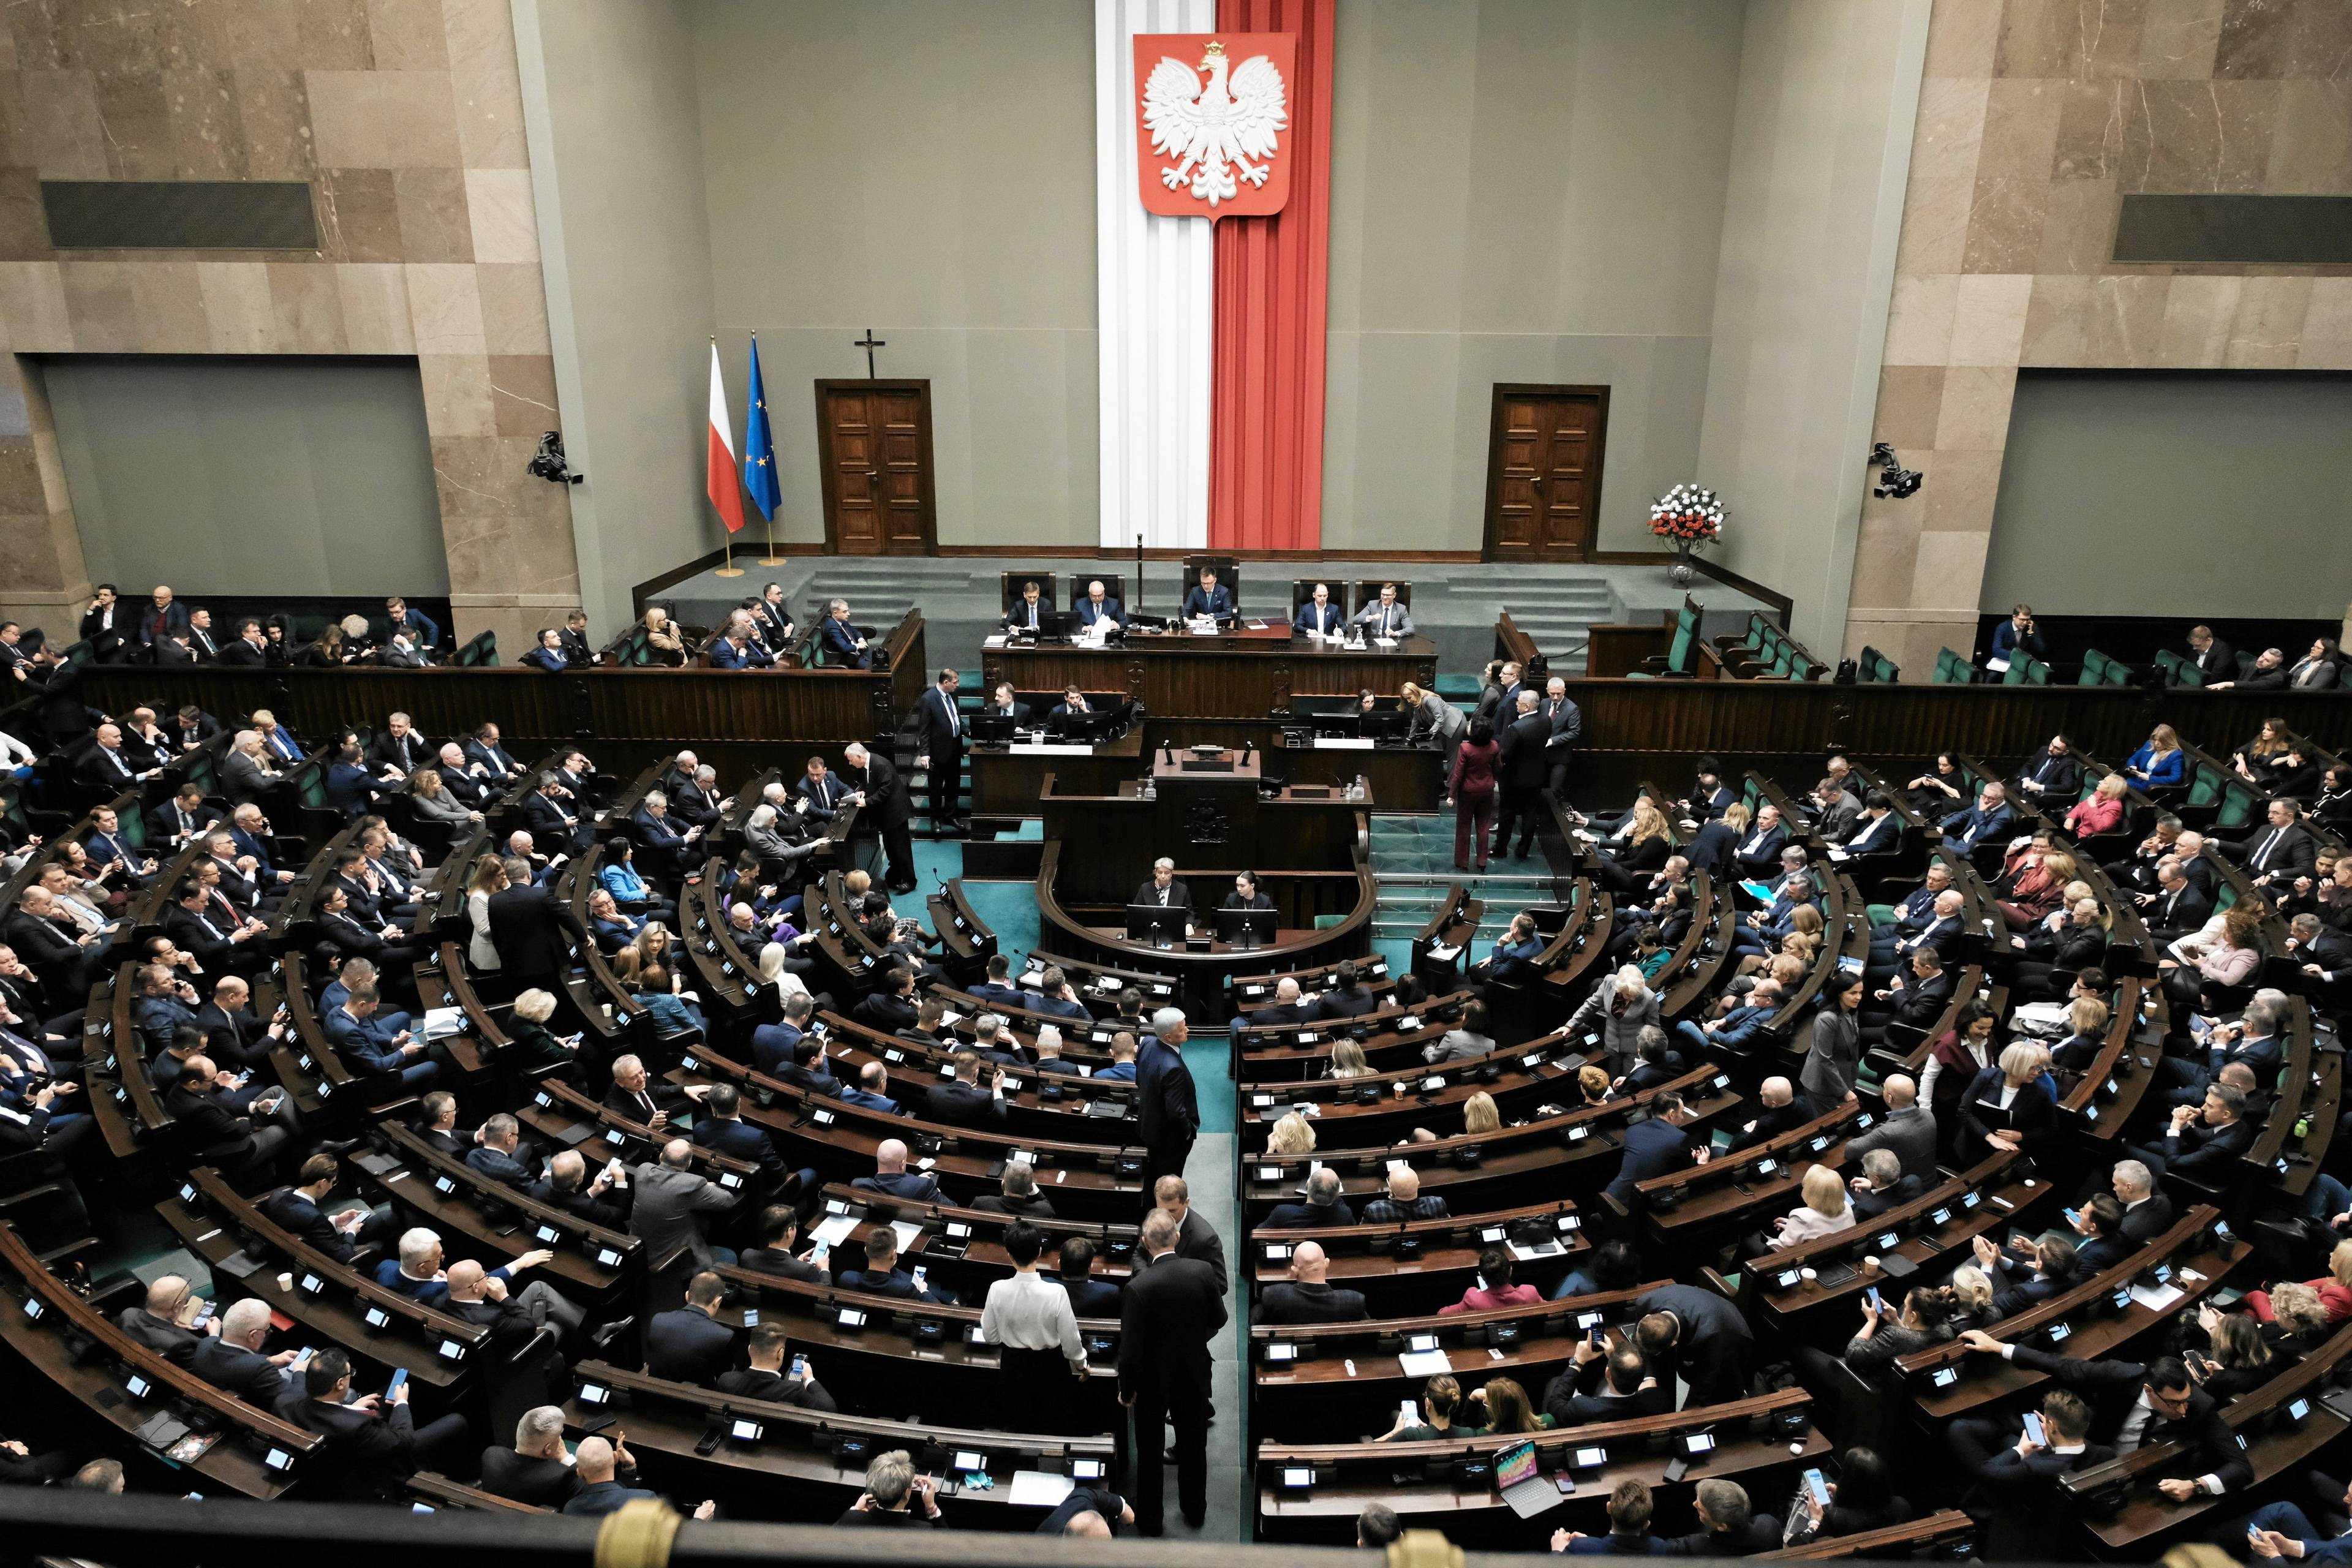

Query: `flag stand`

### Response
(758, 519, 785, 567)
(713, 546, 744, 579)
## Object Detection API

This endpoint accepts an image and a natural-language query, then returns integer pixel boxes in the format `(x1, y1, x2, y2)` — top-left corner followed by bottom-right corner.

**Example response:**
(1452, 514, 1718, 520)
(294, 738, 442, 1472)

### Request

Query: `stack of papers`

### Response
(1398, 1348, 1452, 1376)
(810, 1214, 859, 1247)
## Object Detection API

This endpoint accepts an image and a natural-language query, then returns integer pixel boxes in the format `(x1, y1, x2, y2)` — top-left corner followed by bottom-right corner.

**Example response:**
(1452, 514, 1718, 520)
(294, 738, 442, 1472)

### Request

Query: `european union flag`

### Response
(742, 335, 781, 522)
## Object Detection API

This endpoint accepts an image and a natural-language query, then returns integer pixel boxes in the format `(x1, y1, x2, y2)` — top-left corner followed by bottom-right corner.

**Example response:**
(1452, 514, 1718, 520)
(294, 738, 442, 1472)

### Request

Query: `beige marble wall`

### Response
(0, 0, 579, 658)
(1847, 0, 2352, 677)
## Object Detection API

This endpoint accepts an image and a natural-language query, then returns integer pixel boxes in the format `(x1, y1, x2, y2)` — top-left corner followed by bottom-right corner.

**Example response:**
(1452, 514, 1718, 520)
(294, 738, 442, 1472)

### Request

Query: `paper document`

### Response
(1509, 1240, 1567, 1262)
(1313, 737, 1375, 750)
(1008, 1471, 1075, 1509)
(810, 1214, 859, 1247)
(891, 1221, 925, 1252)
(419, 1007, 466, 1041)
(2128, 1281, 2185, 1313)
(1374, 636, 1399, 648)
(1398, 1349, 1452, 1377)
(983, 635, 1007, 648)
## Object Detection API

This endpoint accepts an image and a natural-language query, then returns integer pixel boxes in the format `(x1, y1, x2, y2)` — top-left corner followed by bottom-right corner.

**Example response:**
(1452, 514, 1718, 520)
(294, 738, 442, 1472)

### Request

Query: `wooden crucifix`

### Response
(854, 328, 886, 379)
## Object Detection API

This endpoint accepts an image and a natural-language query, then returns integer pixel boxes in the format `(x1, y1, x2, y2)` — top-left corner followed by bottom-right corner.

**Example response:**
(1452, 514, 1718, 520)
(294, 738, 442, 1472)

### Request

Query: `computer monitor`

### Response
(968, 714, 1016, 744)
(1125, 905, 1188, 946)
(1055, 707, 1121, 743)
(1039, 610, 1080, 641)
(1359, 709, 1408, 742)
(1215, 907, 1278, 949)
(1307, 712, 1359, 738)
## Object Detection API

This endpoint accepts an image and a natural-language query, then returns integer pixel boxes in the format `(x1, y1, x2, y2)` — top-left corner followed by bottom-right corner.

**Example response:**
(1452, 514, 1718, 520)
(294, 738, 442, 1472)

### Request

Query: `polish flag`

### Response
(705, 341, 745, 533)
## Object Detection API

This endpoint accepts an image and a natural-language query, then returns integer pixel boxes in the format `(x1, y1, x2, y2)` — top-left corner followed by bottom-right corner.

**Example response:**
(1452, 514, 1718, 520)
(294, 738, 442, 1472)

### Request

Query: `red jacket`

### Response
(1440, 1282, 1542, 1316)
(1450, 739, 1500, 798)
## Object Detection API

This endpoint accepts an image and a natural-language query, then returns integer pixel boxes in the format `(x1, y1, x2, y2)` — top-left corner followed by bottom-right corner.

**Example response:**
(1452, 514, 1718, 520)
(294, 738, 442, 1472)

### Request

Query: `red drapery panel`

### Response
(1207, 0, 1333, 551)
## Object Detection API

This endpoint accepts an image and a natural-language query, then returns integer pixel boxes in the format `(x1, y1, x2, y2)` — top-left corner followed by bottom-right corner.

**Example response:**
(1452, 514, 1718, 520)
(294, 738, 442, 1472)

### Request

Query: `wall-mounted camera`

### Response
(1869, 442, 1921, 499)
(527, 431, 584, 485)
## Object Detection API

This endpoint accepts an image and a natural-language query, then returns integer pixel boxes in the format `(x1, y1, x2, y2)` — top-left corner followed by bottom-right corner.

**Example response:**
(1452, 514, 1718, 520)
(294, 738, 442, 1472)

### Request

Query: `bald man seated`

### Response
(560, 1434, 715, 1518)
(1255, 1241, 1369, 1326)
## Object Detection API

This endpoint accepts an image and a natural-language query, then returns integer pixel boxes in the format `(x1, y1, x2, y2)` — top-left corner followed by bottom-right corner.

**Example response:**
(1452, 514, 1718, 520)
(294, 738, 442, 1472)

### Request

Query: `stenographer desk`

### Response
(971, 725, 1442, 815)
(982, 622, 1438, 720)
(1033, 753, 1374, 1014)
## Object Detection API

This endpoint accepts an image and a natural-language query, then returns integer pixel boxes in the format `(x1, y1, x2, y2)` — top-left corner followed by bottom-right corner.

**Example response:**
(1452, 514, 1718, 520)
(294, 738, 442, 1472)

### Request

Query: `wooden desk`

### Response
(984, 626, 1437, 720)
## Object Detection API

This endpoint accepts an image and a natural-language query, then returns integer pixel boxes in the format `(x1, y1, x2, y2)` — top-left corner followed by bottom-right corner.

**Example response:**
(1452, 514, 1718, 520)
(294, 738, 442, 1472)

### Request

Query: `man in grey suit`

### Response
(630, 1139, 739, 1269)
(1844, 1074, 1938, 1182)
(1350, 582, 1414, 639)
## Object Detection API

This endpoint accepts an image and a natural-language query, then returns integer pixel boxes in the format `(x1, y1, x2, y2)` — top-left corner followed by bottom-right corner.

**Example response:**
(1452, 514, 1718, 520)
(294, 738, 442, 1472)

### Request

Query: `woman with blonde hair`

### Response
(464, 854, 507, 973)
(1327, 1039, 1374, 1080)
(1268, 1110, 1316, 1156)
(1596, 799, 1675, 894)
(614, 921, 676, 986)
(1958, 1040, 2058, 1157)
(642, 605, 687, 666)
(2125, 723, 2185, 790)
(1464, 1091, 1501, 1136)
(2245, 1238, 2352, 1329)
(1463, 1376, 1548, 1435)
(1773, 1164, 1856, 1248)
(2065, 772, 2130, 839)
(507, 987, 576, 1069)
(2053, 993, 2111, 1074)
(1943, 1264, 2001, 1332)
(410, 767, 481, 829)
(1575, 1064, 1611, 1107)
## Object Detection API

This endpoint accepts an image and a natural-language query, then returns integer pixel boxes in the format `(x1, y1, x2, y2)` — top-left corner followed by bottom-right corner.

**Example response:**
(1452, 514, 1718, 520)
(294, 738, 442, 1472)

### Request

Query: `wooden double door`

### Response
(815, 379, 937, 555)
(1482, 384, 1608, 562)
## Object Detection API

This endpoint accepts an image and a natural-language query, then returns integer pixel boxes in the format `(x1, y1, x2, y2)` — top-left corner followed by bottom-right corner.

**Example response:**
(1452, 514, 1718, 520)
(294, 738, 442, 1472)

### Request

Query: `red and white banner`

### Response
(704, 340, 744, 533)
(1133, 34, 1295, 222)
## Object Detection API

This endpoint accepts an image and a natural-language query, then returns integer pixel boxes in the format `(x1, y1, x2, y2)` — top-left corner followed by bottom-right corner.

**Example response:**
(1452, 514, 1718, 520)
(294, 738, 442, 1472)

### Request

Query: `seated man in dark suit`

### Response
(277, 1346, 470, 1499)
(644, 1271, 737, 1385)
(737, 1205, 825, 1283)
(464, 1113, 541, 1189)
(772, 1031, 842, 1099)
(559, 1436, 715, 1520)
(1000, 579, 1050, 635)
(1292, 581, 1344, 638)
(1059, 1236, 1123, 1317)
(718, 1321, 838, 1411)
(1075, 579, 1126, 631)
(1544, 1342, 1673, 1427)
(114, 1273, 219, 1367)
(837, 1230, 955, 1304)
(1256, 1241, 1368, 1325)
(1131, 858, 1193, 918)
(524, 1148, 630, 1231)
(1847, 1149, 1922, 1221)
(693, 1083, 809, 1193)
(1604, 1091, 1696, 1212)
(850, 965, 921, 1033)
(971, 1160, 1057, 1219)
(1720, 1076, 1816, 1156)
(925, 1049, 1008, 1128)
(1180, 567, 1233, 621)
(189, 1297, 297, 1405)
(483, 1405, 639, 1509)
(1660, 1480, 1782, 1558)
(260, 1153, 393, 1263)
(967, 954, 1028, 1012)
(818, 598, 872, 668)
(1264, 1168, 1356, 1229)
(2125, 1084, 2256, 1184)
(1313, 961, 1378, 1020)
(852, 1137, 941, 1202)
(1023, 964, 1092, 1022)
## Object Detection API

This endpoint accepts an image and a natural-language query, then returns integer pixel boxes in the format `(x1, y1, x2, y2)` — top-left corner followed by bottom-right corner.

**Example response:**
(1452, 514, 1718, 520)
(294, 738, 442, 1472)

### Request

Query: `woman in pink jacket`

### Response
(1438, 1247, 1545, 1315)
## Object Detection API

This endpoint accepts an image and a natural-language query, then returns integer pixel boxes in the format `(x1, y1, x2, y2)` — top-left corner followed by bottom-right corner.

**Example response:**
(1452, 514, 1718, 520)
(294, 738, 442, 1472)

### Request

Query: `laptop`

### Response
(1495, 1439, 1563, 1518)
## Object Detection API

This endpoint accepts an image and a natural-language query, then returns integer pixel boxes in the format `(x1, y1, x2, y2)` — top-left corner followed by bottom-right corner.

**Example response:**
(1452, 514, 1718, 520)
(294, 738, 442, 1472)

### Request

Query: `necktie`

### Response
(107, 749, 129, 775)
(2254, 829, 2283, 870)
(1380, 608, 1390, 635)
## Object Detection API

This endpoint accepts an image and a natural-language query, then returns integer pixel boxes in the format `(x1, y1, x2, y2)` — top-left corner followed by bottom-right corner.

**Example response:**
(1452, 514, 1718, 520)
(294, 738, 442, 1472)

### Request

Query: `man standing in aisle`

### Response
(1120, 1210, 1224, 1536)
(840, 742, 916, 895)
(913, 667, 966, 837)
(1136, 1008, 1200, 1205)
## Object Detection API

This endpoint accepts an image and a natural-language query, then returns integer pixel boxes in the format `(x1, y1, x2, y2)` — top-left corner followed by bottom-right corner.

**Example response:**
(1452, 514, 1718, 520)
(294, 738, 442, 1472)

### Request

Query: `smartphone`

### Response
(2062, 1207, 2081, 1227)
(603, 1157, 623, 1182)
(384, 1368, 408, 1400)
(911, 1267, 928, 1294)
(290, 1346, 315, 1372)
(192, 1298, 215, 1327)
(693, 1427, 725, 1457)
(2021, 1412, 2046, 1446)
(1803, 1469, 1830, 1507)
(791, 1355, 810, 1383)
(1588, 1325, 1605, 1349)
(1864, 1286, 1883, 1313)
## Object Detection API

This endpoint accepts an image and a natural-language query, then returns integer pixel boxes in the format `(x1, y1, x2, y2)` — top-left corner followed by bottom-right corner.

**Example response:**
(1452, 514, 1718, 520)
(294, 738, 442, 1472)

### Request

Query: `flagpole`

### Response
(712, 333, 747, 576)
(758, 515, 785, 567)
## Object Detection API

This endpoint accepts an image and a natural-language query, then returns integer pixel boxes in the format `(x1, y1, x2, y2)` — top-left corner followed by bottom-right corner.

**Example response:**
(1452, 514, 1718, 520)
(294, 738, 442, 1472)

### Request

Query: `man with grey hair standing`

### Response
(1136, 1008, 1200, 1204)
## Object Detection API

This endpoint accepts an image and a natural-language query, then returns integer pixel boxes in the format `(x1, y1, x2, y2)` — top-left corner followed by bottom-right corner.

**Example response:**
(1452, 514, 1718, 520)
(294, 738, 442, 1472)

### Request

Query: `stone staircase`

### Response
(1495, 576, 1617, 677)
(1366, 813, 1561, 954)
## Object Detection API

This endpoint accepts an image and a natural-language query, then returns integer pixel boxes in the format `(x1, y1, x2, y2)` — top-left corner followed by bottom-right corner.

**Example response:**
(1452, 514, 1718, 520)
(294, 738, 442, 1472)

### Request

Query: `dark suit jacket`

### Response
(260, 1188, 363, 1264)
(116, 1307, 205, 1366)
(1131, 879, 1193, 911)
(2005, 1346, 2252, 1491)
(1118, 1251, 1226, 1403)
(189, 1336, 285, 1403)
(2221, 822, 2319, 883)
(644, 1306, 736, 1385)
(842, 755, 909, 830)
(1499, 712, 1551, 790)
(480, 1447, 636, 1508)
(1607, 1117, 1692, 1204)
(1263, 1199, 1355, 1229)
(485, 884, 587, 979)
(912, 685, 962, 758)
(1634, 1283, 1754, 1406)
(925, 1079, 1006, 1128)
(1257, 1280, 1368, 1325)
(1135, 1036, 1199, 1149)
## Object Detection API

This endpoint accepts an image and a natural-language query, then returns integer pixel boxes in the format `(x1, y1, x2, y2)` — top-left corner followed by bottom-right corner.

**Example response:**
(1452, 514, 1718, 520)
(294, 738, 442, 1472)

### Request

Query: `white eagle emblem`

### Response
(1142, 39, 1288, 208)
